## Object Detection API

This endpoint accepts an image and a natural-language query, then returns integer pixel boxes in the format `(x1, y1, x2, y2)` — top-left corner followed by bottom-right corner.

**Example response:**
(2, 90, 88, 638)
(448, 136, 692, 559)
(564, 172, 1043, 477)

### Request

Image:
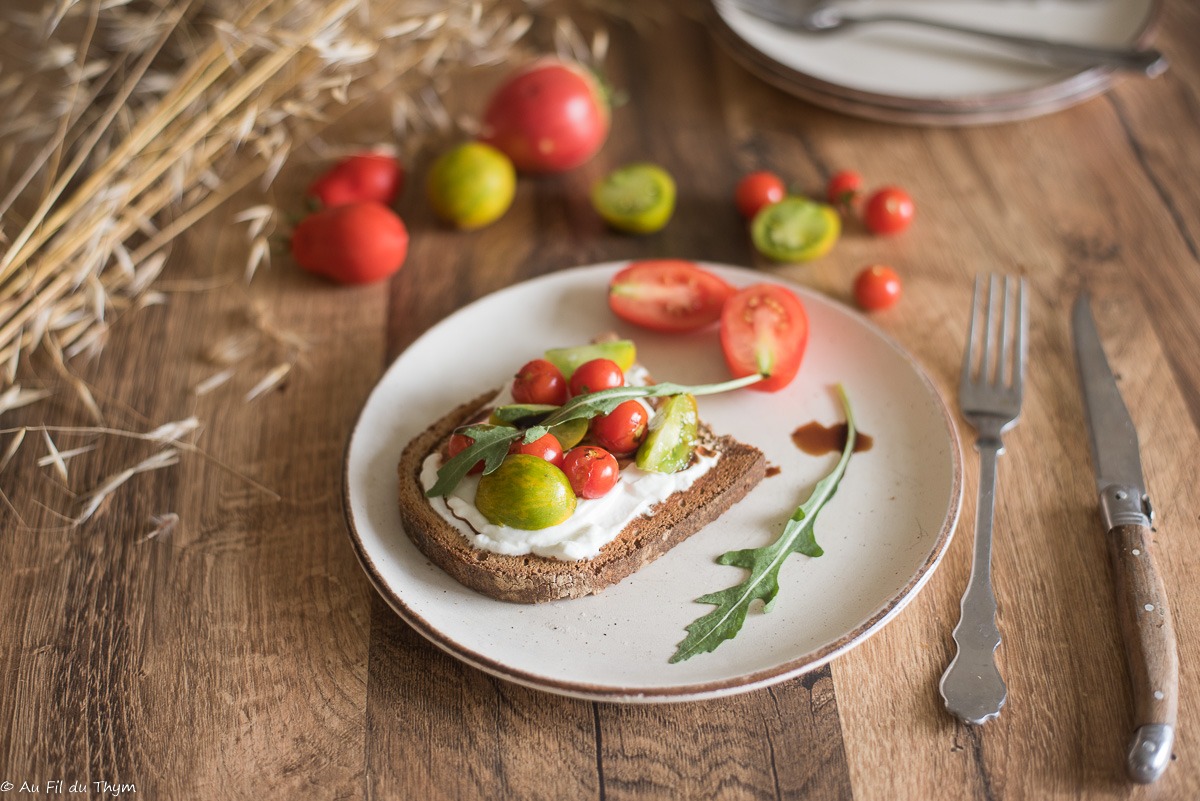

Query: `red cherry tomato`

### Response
(290, 202, 408, 285)
(864, 186, 915, 235)
(512, 359, 568, 405)
(509, 431, 565, 468)
(720, 283, 809, 393)
(561, 445, 620, 499)
(307, 153, 404, 208)
(590, 400, 649, 456)
(735, 171, 786, 220)
(826, 169, 863, 211)
(569, 358, 624, 397)
(479, 58, 610, 173)
(607, 260, 736, 333)
(448, 432, 484, 475)
(854, 265, 903, 311)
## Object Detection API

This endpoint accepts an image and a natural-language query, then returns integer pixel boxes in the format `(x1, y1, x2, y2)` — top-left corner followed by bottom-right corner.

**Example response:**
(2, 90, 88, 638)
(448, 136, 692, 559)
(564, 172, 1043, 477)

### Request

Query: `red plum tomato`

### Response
(720, 283, 809, 393)
(568, 358, 624, 397)
(854, 265, 903, 311)
(509, 432, 565, 468)
(562, 446, 620, 499)
(864, 186, 915, 235)
(512, 359, 568, 406)
(607, 260, 736, 333)
(735, 171, 786, 220)
(307, 153, 404, 208)
(590, 400, 648, 455)
(479, 58, 610, 173)
(290, 202, 408, 284)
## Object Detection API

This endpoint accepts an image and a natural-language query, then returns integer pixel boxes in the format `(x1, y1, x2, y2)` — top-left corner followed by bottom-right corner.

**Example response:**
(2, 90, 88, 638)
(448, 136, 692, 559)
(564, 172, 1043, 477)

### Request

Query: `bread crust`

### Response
(397, 390, 766, 603)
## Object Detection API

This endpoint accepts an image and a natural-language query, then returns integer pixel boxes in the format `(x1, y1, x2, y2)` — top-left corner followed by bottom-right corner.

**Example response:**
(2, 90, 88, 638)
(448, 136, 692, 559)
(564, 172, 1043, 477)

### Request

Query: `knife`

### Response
(1072, 293, 1179, 784)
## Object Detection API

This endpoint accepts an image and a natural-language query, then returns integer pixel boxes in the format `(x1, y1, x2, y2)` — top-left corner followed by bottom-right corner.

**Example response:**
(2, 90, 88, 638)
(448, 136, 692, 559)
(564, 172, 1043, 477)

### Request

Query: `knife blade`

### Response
(1072, 293, 1179, 784)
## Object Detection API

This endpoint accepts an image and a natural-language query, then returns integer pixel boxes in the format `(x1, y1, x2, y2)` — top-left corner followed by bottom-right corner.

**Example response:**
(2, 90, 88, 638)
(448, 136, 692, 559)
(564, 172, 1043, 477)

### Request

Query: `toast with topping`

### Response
(397, 390, 766, 604)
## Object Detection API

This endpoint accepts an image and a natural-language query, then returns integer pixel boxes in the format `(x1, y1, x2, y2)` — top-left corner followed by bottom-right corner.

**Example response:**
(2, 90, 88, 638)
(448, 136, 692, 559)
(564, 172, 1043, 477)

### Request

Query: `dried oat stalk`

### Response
(0, 0, 543, 383)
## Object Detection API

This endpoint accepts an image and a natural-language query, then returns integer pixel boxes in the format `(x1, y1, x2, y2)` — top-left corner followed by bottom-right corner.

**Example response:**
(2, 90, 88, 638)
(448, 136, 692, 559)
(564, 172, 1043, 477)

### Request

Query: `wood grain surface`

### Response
(3, 2, 1200, 799)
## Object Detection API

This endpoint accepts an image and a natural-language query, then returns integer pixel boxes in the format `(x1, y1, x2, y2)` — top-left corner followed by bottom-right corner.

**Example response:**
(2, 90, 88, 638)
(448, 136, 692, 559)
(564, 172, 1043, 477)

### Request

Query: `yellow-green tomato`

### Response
(636, 393, 699, 473)
(426, 142, 516, 229)
(592, 163, 676, 234)
(474, 454, 577, 530)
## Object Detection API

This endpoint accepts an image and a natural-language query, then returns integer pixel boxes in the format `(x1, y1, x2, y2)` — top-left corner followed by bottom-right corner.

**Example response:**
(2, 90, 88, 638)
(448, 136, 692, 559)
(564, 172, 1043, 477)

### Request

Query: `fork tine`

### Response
(962, 276, 983, 389)
(997, 276, 1013, 387)
(982, 274, 1000, 385)
(1013, 278, 1028, 395)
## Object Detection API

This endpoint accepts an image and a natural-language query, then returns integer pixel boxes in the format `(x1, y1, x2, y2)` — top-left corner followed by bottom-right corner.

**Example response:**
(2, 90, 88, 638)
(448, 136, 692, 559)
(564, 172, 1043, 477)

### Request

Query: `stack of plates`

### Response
(710, 0, 1162, 125)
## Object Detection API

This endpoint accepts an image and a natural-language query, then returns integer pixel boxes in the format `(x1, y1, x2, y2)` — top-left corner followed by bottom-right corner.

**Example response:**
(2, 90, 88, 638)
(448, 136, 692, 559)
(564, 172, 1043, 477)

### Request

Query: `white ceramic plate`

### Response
(711, 0, 1160, 125)
(344, 263, 962, 702)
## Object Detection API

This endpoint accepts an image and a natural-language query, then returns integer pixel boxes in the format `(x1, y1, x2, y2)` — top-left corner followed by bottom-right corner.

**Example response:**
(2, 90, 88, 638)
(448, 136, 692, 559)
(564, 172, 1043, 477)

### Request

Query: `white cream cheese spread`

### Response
(418, 364, 720, 562)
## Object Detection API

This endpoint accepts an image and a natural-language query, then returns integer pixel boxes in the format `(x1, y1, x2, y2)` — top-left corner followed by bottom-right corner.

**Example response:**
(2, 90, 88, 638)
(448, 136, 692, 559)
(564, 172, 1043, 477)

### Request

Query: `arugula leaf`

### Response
(423, 424, 523, 498)
(425, 373, 763, 498)
(669, 385, 856, 664)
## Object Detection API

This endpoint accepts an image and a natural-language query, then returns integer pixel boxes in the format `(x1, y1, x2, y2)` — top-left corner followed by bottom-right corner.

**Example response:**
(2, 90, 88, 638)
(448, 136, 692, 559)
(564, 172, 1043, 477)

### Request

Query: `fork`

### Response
(731, 0, 1168, 77)
(939, 275, 1027, 725)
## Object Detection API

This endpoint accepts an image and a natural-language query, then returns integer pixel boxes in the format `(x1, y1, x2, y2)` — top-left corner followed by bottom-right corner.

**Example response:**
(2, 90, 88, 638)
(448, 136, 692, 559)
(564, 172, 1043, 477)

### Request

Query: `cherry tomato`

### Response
(509, 431, 565, 468)
(448, 432, 485, 474)
(826, 169, 862, 211)
(426, 142, 516, 229)
(512, 359, 568, 406)
(864, 186, 915, 235)
(307, 153, 404, 208)
(561, 446, 620, 499)
(735, 171, 786, 220)
(568, 358, 624, 397)
(607, 260, 736, 333)
(590, 400, 649, 456)
(479, 58, 610, 173)
(720, 283, 809, 393)
(290, 202, 408, 284)
(592, 163, 676, 234)
(854, 265, 903, 311)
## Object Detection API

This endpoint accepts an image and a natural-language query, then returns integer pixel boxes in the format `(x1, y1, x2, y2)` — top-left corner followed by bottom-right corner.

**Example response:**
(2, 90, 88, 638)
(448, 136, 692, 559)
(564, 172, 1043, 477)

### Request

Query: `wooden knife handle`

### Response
(1107, 523, 1179, 783)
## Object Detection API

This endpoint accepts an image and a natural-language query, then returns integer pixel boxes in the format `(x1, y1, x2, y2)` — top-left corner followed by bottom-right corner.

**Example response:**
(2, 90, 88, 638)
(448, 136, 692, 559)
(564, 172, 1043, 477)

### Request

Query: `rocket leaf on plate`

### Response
(670, 385, 856, 663)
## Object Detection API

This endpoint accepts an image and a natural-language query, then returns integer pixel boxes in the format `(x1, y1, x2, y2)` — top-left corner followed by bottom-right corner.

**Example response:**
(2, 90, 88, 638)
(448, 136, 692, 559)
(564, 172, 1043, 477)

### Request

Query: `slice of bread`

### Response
(397, 390, 767, 603)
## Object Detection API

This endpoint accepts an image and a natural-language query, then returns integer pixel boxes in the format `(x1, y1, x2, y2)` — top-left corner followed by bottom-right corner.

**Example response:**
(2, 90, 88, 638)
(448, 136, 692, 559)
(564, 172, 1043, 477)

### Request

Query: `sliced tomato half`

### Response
(720, 283, 808, 393)
(607, 260, 736, 333)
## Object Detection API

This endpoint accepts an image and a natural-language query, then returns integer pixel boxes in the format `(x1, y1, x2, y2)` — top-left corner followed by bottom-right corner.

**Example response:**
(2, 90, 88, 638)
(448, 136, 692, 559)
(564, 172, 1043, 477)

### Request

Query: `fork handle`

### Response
(1107, 522, 1178, 783)
(839, 13, 1168, 77)
(940, 439, 1007, 725)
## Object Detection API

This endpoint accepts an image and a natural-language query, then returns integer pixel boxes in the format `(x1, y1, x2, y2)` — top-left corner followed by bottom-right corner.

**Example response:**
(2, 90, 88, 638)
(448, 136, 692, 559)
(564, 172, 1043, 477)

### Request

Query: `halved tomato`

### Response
(720, 283, 808, 393)
(607, 260, 736, 333)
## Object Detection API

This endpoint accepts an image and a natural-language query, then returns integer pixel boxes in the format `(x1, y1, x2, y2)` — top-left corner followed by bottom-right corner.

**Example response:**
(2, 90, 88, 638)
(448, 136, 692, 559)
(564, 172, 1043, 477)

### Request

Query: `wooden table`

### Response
(3, 3, 1199, 799)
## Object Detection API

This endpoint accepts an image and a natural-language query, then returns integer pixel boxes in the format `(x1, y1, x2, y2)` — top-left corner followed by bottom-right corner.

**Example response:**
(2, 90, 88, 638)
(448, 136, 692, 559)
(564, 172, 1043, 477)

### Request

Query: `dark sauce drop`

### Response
(791, 421, 873, 456)
(765, 465, 782, 478)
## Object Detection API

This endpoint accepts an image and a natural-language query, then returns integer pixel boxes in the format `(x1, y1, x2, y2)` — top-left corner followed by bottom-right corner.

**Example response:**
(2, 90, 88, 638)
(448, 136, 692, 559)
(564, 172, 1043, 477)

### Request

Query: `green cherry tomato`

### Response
(474, 454, 576, 530)
(636, 393, 699, 474)
(750, 198, 840, 262)
(426, 142, 516, 229)
(591, 163, 676, 234)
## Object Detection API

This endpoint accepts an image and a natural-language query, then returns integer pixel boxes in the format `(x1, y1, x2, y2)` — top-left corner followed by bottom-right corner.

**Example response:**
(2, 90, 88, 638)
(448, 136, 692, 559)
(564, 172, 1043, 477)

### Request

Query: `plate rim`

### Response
(707, 0, 1164, 126)
(341, 262, 964, 703)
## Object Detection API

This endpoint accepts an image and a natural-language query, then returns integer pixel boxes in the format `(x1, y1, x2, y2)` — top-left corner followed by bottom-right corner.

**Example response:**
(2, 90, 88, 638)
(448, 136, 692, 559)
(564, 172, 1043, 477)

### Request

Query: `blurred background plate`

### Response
(710, 0, 1162, 125)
